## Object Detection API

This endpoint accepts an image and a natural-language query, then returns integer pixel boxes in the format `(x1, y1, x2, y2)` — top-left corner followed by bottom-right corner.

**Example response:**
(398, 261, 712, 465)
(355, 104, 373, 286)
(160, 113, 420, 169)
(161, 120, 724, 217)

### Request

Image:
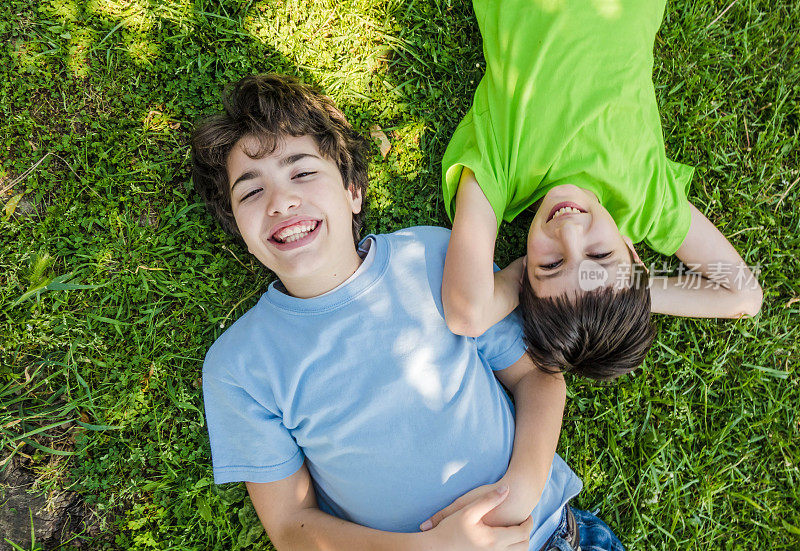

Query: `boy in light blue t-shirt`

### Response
(191, 74, 624, 550)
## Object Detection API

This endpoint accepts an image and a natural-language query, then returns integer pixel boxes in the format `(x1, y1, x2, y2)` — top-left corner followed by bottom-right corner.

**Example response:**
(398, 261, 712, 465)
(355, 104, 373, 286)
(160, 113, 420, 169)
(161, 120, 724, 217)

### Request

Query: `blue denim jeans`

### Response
(543, 505, 626, 551)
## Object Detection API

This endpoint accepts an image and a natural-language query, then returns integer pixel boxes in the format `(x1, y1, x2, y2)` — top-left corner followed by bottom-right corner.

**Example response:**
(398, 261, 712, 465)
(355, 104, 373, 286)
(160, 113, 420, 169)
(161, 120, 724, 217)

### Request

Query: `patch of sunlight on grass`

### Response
(370, 182, 394, 213)
(390, 121, 426, 159)
(125, 36, 160, 65)
(42, 0, 80, 23)
(86, 0, 156, 33)
(67, 28, 97, 78)
(152, 0, 194, 31)
(94, 248, 115, 271)
(244, 0, 390, 96)
(11, 39, 43, 72)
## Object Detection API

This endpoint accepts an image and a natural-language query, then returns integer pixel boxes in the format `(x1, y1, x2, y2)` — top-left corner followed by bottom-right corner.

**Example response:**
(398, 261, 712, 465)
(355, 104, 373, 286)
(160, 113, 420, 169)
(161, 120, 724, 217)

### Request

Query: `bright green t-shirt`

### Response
(442, 0, 694, 255)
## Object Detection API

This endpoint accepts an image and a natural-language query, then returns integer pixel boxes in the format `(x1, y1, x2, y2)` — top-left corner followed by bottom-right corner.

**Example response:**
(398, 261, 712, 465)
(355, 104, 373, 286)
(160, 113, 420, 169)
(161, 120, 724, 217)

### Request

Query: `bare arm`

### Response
(443, 168, 524, 337)
(248, 463, 532, 551)
(487, 356, 565, 526)
(247, 466, 424, 551)
(422, 354, 565, 529)
(649, 202, 763, 318)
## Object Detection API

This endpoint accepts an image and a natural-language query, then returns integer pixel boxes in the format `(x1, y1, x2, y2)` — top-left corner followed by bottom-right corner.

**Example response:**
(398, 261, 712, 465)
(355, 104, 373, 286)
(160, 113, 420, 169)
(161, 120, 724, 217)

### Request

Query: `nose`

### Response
(266, 182, 300, 215)
(557, 220, 584, 259)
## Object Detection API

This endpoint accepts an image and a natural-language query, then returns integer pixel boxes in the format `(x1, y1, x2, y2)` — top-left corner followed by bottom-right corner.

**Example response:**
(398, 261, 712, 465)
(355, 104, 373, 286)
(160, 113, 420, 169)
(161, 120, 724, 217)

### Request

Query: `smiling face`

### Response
(526, 184, 637, 297)
(227, 134, 363, 297)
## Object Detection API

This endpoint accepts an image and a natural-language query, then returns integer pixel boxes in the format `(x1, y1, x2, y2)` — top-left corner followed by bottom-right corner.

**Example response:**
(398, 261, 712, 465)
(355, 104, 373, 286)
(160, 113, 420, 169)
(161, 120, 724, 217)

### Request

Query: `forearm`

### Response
(650, 274, 763, 318)
(274, 507, 430, 551)
(483, 370, 566, 526)
(248, 471, 434, 551)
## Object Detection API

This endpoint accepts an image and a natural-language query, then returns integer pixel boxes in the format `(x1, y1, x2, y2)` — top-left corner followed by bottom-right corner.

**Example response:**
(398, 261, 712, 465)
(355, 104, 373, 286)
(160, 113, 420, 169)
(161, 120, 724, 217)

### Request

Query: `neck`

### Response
(280, 249, 363, 299)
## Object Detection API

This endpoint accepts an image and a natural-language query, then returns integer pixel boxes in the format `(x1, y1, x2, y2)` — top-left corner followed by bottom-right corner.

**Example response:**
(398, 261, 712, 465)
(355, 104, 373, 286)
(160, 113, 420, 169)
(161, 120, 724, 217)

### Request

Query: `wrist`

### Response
(413, 528, 449, 551)
(478, 477, 536, 527)
(498, 471, 541, 509)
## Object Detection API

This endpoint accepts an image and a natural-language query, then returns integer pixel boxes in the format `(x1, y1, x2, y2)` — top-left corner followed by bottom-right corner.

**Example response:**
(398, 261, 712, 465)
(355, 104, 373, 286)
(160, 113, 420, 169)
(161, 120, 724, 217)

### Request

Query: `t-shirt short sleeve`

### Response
(203, 372, 304, 484)
(644, 159, 694, 255)
(475, 309, 527, 371)
(442, 107, 509, 231)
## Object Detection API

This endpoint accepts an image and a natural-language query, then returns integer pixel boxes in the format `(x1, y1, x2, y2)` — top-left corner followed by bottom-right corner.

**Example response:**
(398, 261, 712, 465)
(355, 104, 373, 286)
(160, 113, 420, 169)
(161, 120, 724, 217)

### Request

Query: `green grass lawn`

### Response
(1, 0, 798, 549)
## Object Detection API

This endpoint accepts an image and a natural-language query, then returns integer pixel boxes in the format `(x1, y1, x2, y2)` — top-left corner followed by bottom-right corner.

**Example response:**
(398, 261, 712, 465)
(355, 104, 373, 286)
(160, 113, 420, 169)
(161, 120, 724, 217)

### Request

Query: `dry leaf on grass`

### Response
(141, 363, 155, 391)
(370, 124, 391, 158)
(4, 193, 24, 219)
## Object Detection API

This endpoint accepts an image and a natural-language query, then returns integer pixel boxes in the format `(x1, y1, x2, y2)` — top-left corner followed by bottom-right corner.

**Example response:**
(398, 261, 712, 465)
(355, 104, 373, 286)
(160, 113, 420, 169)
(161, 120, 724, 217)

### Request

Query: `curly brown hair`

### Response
(191, 74, 369, 241)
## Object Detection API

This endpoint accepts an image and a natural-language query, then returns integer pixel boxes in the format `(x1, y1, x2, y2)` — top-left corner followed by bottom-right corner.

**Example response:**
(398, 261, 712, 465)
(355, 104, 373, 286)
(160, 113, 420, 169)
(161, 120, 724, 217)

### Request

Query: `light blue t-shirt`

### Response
(203, 226, 582, 549)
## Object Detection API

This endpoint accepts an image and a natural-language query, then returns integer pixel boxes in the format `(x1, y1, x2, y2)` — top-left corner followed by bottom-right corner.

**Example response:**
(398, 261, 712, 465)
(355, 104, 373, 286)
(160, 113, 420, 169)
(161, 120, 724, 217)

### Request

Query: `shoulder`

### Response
(203, 298, 268, 381)
(375, 226, 451, 302)
(380, 225, 452, 256)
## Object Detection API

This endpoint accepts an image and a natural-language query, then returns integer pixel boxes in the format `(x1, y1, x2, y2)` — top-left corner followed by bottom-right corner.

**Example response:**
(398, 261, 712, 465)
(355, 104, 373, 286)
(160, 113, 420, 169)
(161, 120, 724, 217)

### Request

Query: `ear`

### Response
(622, 235, 647, 272)
(348, 184, 363, 215)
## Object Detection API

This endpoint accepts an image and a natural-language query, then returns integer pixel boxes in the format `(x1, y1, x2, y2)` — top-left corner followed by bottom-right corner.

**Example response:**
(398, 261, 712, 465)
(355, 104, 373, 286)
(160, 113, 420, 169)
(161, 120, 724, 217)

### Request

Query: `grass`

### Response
(1, 0, 798, 549)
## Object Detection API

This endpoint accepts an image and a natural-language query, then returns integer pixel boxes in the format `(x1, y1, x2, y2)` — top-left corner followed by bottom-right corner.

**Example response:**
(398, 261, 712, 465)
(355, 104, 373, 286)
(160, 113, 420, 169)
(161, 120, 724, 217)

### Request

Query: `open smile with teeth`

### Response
(272, 220, 320, 243)
(549, 206, 584, 221)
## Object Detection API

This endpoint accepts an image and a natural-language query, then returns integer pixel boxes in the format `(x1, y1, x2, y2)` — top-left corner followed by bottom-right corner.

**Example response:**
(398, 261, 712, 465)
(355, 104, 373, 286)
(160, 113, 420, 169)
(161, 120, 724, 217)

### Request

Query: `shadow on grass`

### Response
(3, 1, 458, 549)
(3, 0, 799, 549)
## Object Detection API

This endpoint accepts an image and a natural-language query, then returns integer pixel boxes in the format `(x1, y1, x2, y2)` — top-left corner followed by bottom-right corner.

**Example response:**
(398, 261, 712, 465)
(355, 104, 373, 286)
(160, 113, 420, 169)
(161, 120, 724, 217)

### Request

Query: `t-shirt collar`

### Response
(262, 234, 389, 314)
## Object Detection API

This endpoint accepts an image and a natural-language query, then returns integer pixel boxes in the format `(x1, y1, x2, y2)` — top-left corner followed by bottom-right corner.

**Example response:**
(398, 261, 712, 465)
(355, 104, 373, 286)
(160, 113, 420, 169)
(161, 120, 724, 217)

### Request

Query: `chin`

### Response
(279, 259, 321, 279)
(545, 183, 584, 198)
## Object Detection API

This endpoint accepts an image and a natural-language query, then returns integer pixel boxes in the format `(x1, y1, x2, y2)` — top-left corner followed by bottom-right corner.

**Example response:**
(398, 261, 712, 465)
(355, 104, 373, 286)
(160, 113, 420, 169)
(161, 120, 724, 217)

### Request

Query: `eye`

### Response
(587, 252, 612, 260)
(540, 259, 563, 270)
(293, 171, 316, 180)
(241, 188, 262, 201)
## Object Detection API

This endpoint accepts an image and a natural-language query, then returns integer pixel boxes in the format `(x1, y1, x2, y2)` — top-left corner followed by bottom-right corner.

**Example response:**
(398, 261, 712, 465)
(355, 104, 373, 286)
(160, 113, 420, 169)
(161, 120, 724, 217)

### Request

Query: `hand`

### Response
(421, 479, 534, 531)
(423, 486, 533, 551)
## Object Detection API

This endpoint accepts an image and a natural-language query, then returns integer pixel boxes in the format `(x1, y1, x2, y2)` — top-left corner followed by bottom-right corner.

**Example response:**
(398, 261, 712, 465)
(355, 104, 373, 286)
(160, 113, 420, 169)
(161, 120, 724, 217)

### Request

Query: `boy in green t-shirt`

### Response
(441, 0, 763, 379)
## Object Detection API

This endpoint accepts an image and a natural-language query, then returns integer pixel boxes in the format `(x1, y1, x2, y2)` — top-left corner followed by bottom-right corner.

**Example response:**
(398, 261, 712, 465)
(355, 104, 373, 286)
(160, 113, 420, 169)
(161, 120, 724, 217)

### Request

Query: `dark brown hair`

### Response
(191, 74, 369, 241)
(520, 267, 655, 380)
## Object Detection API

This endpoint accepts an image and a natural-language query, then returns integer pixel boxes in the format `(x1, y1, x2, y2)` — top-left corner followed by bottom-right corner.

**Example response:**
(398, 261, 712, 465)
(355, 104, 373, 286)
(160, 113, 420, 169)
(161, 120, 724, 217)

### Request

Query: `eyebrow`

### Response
(533, 259, 618, 281)
(229, 153, 320, 192)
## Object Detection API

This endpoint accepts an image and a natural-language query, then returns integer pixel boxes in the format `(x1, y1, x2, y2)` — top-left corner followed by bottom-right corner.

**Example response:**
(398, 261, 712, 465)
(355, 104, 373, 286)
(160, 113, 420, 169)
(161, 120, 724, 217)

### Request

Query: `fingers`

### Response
(420, 493, 468, 531)
(495, 516, 534, 548)
(420, 493, 471, 531)
(419, 510, 442, 531)
(464, 485, 509, 524)
(421, 488, 480, 531)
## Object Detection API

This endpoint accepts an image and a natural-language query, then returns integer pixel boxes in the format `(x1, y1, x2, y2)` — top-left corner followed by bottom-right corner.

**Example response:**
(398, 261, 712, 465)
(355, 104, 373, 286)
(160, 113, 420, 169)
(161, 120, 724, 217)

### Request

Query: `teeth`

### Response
(274, 221, 318, 242)
(552, 206, 582, 220)
(283, 232, 308, 243)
